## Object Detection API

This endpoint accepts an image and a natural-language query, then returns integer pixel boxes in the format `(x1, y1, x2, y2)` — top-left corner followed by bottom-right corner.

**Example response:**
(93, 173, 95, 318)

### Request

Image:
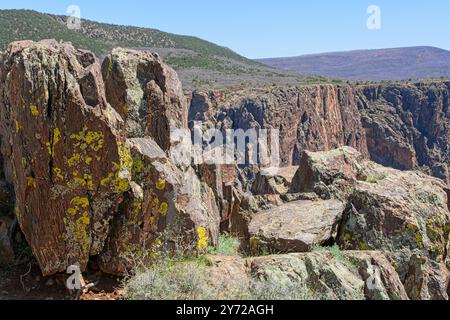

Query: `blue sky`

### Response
(1, 0, 449, 58)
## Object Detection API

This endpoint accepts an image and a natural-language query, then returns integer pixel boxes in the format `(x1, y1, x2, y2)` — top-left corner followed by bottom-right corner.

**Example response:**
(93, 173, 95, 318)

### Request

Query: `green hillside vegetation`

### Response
(0, 9, 314, 89)
(0, 10, 110, 55)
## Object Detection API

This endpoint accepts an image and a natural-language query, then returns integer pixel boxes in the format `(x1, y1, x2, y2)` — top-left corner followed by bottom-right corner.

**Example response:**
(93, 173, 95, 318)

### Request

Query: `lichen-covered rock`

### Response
(0, 40, 126, 275)
(102, 48, 187, 150)
(99, 138, 220, 275)
(204, 251, 408, 300)
(248, 200, 345, 253)
(404, 254, 449, 300)
(336, 162, 450, 299)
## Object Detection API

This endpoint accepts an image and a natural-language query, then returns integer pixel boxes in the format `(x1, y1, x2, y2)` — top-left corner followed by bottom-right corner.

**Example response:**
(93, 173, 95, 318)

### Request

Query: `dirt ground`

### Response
(0, 263, 124, 300)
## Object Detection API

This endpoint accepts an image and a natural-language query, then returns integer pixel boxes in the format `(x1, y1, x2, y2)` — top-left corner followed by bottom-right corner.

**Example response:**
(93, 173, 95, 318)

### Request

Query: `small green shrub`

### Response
(208, 234, 241, 256)
(312, 244, 344, 262)
(366, 177, 379, 184)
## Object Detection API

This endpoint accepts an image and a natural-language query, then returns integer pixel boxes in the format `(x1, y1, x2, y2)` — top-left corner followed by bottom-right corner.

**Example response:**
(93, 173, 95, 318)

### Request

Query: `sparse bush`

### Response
(312, 244, 344, 262)
(250, 277, 315, 300)
(124, 259, 214, 300)
(208, 234, 241, 256)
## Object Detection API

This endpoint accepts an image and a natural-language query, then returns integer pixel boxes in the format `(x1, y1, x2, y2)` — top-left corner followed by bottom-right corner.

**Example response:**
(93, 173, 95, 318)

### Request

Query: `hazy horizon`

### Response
(0, 1, 449, 59)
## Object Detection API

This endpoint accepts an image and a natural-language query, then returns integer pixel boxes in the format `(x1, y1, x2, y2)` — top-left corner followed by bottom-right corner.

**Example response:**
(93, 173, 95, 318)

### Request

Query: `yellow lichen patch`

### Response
(118, 143, 133, 171)
(53, 167, 65, 181)
(415, 232, 424, 249)
(71, 196, 90, 209)
(158, 202, 169, 216)
(26, 177, 37, 188)
(197, 226, 208, 252)
(64, 216, 90, 254)
(111, 172, 130, 193)
(70, 126, 104, 152)
(131, 156, 143, 177)
(15, 120, 21, 134)
(344, 232, 352, 242)
(67, 208, 77, 216)
(30, 104, 39, 117)
(46, 128, 61, 156)
(67, 153, 82, 167)
(359, 241, 370, 250)
(156, 179, 166, 191)
(85, 156, 93, 165)
(100, 173, 114, 187)
(78, 213, 90, 226)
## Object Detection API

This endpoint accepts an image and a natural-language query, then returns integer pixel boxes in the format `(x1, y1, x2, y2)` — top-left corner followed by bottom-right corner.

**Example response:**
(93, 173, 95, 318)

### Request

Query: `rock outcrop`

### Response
(0, 40, 126, 275)
(103, 48, 187, 151)
(287, 147, 450, 299)
(190, 86, 369, 167)
(204, 251, 409, 300)
(99, 138, 220, 275)
(0, 40, 219, 276)
(248, 199, 345, 253)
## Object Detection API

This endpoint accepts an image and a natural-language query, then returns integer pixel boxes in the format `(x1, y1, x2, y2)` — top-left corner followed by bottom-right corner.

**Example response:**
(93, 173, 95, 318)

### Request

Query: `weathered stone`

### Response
(102, 48, 187, 150)
(251, 166, 298, 195)
(99, 138, 220, 275)
(343, 251, 409, 300)
(248, 199, 345, 253)
(204, 251, 408, 300)
(337, 166, 450, 299)
(196, 163, 238, 228)
(0, 40, 126, 275)
(404, 255, 449, 300)
(289, 147, 366, 199)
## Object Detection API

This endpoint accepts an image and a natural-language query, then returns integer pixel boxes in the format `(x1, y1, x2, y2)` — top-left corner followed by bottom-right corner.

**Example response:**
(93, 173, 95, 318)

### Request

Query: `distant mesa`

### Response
(256, 46, 450, 81)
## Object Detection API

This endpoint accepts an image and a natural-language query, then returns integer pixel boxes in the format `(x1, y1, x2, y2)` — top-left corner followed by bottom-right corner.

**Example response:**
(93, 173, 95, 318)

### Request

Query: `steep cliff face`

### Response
(190, 81, 450, 184)
(355, 82, 450, 182)
(189, 85, 369, 167)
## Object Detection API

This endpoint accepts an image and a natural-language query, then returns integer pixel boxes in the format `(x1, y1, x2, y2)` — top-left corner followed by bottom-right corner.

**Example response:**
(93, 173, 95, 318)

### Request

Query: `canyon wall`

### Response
(190, 81, 450, 184)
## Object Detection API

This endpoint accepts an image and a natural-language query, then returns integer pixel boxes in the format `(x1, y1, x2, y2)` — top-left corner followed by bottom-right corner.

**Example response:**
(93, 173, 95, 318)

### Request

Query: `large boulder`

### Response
(102, 48, 187, 150)
(337, 168, 450, 299)
(99, 138, 220, 275)
(0, 40, 125, 275)
(289, 146, 366, 199)
(248, 199, 345, 253)
(251, 166, 298, 195)
(205, 251, 408, 300)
